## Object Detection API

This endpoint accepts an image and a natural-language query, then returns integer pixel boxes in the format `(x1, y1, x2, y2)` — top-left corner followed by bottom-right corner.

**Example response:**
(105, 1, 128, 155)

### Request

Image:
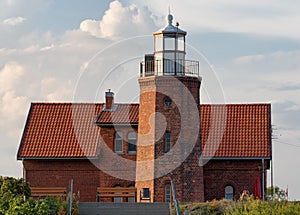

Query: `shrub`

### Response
(181, 198, 300, 215)
(0, 176, 78, 215)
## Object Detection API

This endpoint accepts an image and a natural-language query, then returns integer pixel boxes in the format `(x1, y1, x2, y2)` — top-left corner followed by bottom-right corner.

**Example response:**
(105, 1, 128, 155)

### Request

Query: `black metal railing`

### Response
(140, 59, 199, 77)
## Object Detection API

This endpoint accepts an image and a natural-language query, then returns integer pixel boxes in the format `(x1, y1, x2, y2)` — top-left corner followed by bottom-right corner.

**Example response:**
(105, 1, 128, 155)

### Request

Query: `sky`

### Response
(1, 0, 300, 200)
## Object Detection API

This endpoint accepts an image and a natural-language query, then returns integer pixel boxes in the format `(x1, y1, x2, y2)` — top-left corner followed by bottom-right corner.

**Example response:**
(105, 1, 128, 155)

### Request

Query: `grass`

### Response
(173, 198, 300, 215)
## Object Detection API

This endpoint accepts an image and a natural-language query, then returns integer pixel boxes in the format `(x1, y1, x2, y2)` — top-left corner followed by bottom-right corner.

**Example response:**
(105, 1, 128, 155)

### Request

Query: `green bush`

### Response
(0, 176, 78, 215)
(181, 198, 300, 215)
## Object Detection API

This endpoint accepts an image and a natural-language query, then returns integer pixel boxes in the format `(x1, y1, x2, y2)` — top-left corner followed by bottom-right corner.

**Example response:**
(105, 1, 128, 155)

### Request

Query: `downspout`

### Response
(22, 158, 26, 181)
(22, 158, 26, 201)
(271, 159, 274, 197)
(262, 159, 265, 200)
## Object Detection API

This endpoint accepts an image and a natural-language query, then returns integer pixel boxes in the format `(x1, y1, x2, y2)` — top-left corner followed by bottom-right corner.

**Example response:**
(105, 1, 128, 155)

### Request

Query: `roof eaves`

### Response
(96, 122, 138, 127)
(16, 103, 34, 160)
(202, 156, 271, 161)
(19, 156, 99, 160)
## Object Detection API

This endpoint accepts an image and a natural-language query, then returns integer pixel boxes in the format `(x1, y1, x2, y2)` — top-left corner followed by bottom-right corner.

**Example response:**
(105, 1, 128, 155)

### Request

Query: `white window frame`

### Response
(225, 185, 234, 200)
(165, 184, 171, 202)
(115, 132, 123, 154)
(128, 131, 137, 154)
(114, 186, 123, 203)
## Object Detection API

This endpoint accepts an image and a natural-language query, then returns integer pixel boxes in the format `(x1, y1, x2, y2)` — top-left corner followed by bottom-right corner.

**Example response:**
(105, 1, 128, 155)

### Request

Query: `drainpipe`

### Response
(169, 177, 180, 215)
(22, 158, 26, 201)
(262, 159, 265, 201)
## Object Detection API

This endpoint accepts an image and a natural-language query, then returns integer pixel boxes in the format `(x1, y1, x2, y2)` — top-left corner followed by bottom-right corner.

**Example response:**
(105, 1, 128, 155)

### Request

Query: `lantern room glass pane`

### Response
(155, 53, 163, 75)
(164, 53, 175, 75)
(155, 35, 163, 51)
(164, 36, 175, 50)
(177, 36, 185, 51)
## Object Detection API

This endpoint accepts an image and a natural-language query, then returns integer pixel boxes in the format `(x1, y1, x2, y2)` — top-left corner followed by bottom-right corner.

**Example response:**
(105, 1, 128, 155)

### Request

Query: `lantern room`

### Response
(140, 13, 199, 77)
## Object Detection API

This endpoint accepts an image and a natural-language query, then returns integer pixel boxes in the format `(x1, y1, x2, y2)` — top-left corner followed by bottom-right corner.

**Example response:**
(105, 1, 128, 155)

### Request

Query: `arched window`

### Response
(225, 185, 234, 200)
(127, 186, 135, 203)
(165, 132, 171, 153)
(114, 186, 122, 203)
(115, 132, 123, 154)
(128, 132, 137, 153)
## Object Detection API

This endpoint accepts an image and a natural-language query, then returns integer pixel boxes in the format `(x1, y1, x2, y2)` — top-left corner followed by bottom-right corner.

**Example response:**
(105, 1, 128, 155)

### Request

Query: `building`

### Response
(17, 14, 272, 203)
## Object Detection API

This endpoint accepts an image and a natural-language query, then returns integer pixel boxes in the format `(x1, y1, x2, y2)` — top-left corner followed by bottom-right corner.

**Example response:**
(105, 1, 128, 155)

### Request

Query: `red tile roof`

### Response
(201, 104, 271, 158)
(17, 103, 103, 159)
(17, 103, 271, 159)
(95, 104, 139, 125)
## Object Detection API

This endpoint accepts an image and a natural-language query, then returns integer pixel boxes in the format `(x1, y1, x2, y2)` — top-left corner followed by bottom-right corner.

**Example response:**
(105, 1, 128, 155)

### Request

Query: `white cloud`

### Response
(233, 54, 265, 65)
(0, 91, 28, 120)
(4, 0, 15, 6)
(131, 0, 300, 40)
(0, 62, 25, 93)
(2, 16, 26, 26)
(40, 44, 55, 52)
(80, 20, 102, 38)
(80, 0, 157, 39)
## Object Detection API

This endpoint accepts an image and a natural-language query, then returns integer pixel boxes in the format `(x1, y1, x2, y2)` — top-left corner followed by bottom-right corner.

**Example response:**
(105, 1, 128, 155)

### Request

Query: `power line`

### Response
(273, 139, 300, 148)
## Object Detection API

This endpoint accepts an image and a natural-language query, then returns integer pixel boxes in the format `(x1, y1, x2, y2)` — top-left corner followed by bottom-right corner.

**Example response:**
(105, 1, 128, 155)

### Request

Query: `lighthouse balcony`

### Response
(140, 59, 199, 77)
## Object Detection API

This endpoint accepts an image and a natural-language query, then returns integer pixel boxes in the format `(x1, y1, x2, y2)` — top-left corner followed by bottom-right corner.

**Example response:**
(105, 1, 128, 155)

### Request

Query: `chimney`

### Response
(105, 89, 114, 110)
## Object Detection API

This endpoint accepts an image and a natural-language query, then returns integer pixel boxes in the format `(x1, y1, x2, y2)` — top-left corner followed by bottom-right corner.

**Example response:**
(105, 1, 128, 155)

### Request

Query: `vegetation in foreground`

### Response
(0, 176, 78, 215)
(179, 198, 300, 215)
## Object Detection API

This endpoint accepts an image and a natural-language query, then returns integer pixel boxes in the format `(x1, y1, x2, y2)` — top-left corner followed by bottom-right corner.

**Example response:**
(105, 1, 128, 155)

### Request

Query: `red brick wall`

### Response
(100, 126, 137, 161)
(23, 160, 99, 202)
(136, 77, 157, 201)
(137, 76, 204, 203)
(203, 160, 268, 201)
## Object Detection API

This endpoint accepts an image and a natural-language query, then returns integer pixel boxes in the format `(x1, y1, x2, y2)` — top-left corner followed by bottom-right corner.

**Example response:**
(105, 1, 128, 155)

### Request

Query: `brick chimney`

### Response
(105, 89, 114, 110)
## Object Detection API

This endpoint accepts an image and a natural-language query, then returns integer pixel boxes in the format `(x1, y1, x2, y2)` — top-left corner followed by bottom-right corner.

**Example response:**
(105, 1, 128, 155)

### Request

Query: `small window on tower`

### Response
(141, 188, 150, 200)
(165, 132, 171, 153)
(164, 96, 172, 107)
(165, 184, 171, 202)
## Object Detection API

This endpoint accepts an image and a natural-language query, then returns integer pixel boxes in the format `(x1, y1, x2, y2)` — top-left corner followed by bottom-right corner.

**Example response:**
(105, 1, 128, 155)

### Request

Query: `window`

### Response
(225, 185, 234, 200)
(165, 184, 171, 202)
(165, 132, 171, 153)
(128, 132, 137, 153)
(164, 97, 172, 107)
(141, 188, 150, 199)
(115, 132, 123, 154)
(127, 186, 135, 203)
(164, 36, 175, 50)
(114, 186, 123, 203)
(155, 35, 163, 52)
(177, 36, 185, 51)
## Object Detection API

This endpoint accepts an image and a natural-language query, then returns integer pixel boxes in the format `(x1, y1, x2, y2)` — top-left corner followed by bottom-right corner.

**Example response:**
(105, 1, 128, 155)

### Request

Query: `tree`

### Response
(0, 176, 31, 214)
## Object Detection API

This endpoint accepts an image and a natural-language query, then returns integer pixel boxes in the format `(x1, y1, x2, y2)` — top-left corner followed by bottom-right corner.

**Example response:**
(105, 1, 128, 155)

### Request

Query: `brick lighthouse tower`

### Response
(135, 13, 204, 202)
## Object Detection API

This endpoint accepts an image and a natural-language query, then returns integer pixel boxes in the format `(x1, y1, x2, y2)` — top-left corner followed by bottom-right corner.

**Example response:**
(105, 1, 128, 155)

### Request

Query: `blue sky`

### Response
(1, 0, 300, 200)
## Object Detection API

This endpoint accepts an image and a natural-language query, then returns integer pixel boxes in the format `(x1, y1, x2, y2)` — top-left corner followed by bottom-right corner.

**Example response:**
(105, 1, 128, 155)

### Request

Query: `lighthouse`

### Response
(135, 13, 204, 202)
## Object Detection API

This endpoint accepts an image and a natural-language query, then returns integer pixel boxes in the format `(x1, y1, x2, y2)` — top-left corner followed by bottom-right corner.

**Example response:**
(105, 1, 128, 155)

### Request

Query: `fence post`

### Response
(68, 179, 73, 215)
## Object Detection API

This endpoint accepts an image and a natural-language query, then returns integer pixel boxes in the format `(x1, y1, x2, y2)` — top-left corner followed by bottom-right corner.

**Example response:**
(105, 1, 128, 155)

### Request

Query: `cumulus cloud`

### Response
(0, 62, 28, 122)
(0, 62, 25, 93)
(2, 16, 26, 26)
(233, 54, 265, 65)
(130, 0, 300, 40)
(80, 0, 157, 39)
(0, 91, 28, 120)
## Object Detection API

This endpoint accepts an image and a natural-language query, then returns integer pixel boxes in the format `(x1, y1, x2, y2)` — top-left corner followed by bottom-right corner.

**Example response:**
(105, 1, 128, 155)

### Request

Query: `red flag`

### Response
(253, 177, 261, 199)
